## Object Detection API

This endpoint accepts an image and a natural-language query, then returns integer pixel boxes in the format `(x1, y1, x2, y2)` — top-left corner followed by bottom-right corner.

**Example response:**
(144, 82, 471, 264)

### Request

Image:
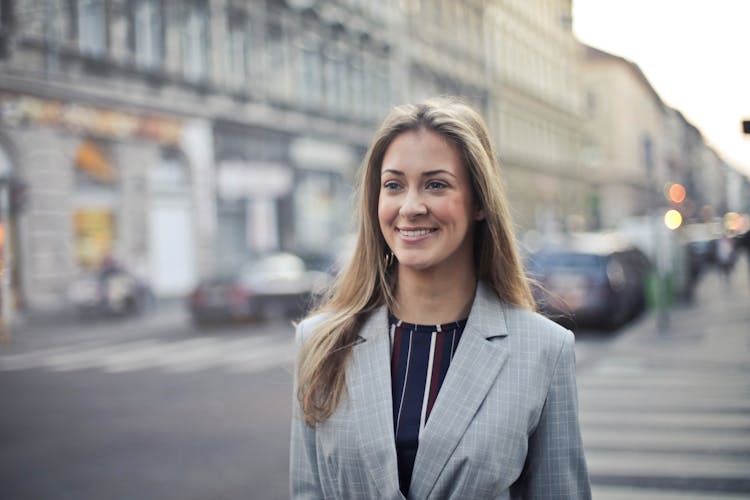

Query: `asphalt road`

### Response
(0, 318, 297, 500)
(0, 258, 748, 499)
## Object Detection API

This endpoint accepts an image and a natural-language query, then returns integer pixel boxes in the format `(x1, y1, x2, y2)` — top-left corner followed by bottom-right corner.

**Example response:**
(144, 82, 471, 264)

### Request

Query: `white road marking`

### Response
(0, 334, 297, 375)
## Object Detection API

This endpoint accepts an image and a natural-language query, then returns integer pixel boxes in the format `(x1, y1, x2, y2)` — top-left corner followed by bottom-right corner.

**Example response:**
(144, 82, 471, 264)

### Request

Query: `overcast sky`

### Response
(573, 0, 750, 177)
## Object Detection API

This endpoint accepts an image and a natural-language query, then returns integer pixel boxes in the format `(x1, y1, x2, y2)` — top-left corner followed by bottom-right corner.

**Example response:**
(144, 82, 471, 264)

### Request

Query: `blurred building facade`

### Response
(580, 45, 668, 229)
(0, 0, 747, 315)
(581, 43, 744, 230)
(395, 0, 588, 233)
(484, 0, 587, 233)
(0, 0, 392, 312)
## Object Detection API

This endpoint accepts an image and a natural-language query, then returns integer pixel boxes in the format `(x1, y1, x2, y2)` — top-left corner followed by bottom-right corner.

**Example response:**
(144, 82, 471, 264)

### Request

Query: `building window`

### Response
(299, 41, 321, 106)
(323, 50, 340, 111)
(266, 19, 290, 100)
(78, 0, 106, 56)
(350, 56, 364, 116)
(226, 12, 248, 87)
(133, 0, 162, 68)
(182, 0, 209, 81)
(0, 0, 12, 57)
(642, 134, 654, 173)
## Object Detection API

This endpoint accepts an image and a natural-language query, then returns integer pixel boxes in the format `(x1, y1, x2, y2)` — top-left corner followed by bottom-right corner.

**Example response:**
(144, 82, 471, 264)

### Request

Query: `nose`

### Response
(399, 188, 427, 218)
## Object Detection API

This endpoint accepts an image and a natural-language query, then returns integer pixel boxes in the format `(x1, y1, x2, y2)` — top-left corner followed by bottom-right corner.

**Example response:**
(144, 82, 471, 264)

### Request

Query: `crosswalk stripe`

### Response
(582, 427, 750, 452)
(580, 410, 750, 430)
(591, 485, 750, 500)
(225, 342, 297, 373)
(578, 347, 750, 499)
(0, 334, 297, 374)
(580, 394, 750, 412)
(163, 337, 292, 374)
(579, 374, 748, 389)
(585, 449, 750, 478)
(47, 338, 222, 372)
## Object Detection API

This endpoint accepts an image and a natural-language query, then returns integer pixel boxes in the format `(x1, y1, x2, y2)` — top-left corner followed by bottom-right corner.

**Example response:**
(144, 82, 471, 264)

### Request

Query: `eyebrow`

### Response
(381, 169, 457, 179)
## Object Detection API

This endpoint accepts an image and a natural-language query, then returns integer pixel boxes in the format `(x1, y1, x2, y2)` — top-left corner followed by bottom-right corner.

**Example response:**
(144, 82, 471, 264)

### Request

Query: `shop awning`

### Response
(75, 141, 116, 183)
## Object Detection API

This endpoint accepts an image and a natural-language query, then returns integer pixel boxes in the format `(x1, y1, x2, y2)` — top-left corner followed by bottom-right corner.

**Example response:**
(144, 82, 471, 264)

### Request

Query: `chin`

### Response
(395, 259, 434, 272)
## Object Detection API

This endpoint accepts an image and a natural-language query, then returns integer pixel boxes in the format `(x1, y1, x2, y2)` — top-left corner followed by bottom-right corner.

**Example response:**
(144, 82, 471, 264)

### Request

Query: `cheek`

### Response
(436, 198, 471, 225)
(377, 195, 395, 226)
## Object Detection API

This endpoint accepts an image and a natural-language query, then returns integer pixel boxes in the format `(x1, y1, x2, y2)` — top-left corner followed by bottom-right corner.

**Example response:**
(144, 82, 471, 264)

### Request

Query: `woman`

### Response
(291, 98, 591, 499)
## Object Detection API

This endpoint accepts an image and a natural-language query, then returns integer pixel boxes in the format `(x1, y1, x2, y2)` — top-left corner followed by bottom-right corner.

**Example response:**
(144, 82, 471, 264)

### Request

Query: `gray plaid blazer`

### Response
(291, 281, 591, 499)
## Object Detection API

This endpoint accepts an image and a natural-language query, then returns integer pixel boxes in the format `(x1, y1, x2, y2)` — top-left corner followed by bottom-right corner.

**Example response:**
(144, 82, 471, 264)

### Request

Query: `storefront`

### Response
(0, 139, 20, 323)
(213, 123, 293, 271)
(0, 92, 198, 311)
(290, 137, 358, 264)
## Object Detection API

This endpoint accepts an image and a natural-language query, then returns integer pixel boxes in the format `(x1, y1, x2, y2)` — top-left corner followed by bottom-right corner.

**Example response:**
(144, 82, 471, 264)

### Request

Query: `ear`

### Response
(475, 208, 485, 221)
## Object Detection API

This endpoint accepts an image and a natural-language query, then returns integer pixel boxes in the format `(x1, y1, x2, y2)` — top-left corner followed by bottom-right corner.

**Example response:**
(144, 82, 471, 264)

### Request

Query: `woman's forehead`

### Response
(381, 130, 464, 173)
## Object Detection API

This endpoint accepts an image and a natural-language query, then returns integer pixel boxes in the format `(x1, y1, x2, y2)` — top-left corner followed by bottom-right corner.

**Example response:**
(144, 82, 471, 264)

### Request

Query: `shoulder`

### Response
(501, 303, 575, 358)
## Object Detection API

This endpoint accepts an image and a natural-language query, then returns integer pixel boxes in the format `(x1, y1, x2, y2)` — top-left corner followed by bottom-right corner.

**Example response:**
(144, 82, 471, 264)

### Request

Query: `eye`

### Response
(426, 180, 448, 190)
(382, 180, 401, 191)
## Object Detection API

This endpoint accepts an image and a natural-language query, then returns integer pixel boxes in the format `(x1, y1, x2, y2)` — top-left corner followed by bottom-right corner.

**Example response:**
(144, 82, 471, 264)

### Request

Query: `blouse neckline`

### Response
(388, 312, 468, 333)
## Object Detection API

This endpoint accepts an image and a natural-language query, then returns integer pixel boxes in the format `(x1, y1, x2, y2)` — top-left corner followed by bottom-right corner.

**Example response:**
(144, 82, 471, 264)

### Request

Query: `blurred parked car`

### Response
(528, 235, 652, 329)
(187, 252, 331, 325)
(683, 222, 723, 279)
(67, 261, 154, 317)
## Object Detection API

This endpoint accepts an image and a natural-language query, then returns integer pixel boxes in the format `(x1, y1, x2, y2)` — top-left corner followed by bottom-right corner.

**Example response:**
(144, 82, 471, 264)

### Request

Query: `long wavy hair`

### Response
(297, 97, 535, 426)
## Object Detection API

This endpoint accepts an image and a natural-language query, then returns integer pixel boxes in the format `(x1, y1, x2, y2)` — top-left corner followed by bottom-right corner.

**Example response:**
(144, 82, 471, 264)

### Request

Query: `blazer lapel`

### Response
(409, 283, 510, 499)
(348, 305, 403, 499)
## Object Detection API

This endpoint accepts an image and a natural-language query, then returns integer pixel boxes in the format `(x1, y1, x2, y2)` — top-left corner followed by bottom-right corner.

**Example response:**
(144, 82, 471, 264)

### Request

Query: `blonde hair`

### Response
(297, 97, 534, 425)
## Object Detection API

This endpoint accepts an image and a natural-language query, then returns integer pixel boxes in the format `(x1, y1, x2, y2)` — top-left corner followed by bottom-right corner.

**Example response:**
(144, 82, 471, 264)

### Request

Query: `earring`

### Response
(384, 251, 395, 269)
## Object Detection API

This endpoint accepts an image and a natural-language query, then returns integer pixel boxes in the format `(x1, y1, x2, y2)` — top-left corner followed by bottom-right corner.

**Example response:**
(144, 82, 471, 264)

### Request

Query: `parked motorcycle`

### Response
(67, 262, 153, 317)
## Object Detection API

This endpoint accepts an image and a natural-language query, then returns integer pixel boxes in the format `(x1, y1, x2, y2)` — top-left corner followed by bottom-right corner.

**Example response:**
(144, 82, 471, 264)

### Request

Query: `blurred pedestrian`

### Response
(739, 229, 750, 288)
(716, 234, 733, 283)
(290, 97, 591, 499)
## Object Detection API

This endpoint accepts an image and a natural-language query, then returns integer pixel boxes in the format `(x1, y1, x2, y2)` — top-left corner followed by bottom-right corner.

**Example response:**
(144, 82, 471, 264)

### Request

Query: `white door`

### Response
(149, 198, 196, 297)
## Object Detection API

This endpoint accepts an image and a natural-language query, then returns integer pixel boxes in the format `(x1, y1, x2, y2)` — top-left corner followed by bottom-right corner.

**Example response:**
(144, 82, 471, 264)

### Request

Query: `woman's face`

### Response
(378, 129, 483, 275)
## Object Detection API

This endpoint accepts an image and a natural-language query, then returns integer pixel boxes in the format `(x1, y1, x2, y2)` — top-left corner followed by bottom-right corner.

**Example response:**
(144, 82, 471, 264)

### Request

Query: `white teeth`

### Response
(400, 229, 435, 237)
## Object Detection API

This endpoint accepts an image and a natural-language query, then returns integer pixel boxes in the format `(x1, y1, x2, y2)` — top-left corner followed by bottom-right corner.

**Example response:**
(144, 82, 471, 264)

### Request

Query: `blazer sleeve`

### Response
(290, 321, 325, 499)
(513, 330, 592, 499)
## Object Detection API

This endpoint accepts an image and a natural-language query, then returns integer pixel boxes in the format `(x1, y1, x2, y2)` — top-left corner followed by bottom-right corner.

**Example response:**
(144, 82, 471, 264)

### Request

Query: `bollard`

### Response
(646, 271, 670, 332)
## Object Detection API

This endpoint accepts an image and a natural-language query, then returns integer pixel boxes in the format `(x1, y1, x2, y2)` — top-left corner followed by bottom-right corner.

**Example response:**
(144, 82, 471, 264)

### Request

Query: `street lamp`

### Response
(664, 209, 683, 230)
(667, 183, 686, 204)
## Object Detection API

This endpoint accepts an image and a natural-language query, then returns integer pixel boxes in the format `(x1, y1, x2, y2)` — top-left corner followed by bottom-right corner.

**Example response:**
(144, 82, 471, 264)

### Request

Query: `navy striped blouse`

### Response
(389, 314, 467, 496)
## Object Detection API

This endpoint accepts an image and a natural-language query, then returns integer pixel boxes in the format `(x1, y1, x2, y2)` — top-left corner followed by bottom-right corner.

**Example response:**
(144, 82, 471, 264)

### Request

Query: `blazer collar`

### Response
(348, 282, 511, 500)
(349, 305, 403, 499)
(409, 281, 511, 499)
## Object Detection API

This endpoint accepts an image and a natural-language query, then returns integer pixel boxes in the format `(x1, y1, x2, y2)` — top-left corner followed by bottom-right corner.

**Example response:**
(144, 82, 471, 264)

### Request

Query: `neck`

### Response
(392, 265, 477, 325)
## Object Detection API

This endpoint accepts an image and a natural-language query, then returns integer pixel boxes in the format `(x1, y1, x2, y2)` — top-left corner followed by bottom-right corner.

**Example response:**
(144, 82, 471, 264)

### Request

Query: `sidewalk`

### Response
(613, 251, 750, 355)
(579, 253, 750, 499)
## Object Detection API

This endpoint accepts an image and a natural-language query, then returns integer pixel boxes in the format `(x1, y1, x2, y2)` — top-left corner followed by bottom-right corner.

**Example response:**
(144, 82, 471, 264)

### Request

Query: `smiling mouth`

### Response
(398, 228, 437, 237)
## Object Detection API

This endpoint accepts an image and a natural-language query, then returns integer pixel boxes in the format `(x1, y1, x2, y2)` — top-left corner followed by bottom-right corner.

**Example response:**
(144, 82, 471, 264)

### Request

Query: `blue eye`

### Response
(427, 181, 447, 190)
(383, 181, 401, 191)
